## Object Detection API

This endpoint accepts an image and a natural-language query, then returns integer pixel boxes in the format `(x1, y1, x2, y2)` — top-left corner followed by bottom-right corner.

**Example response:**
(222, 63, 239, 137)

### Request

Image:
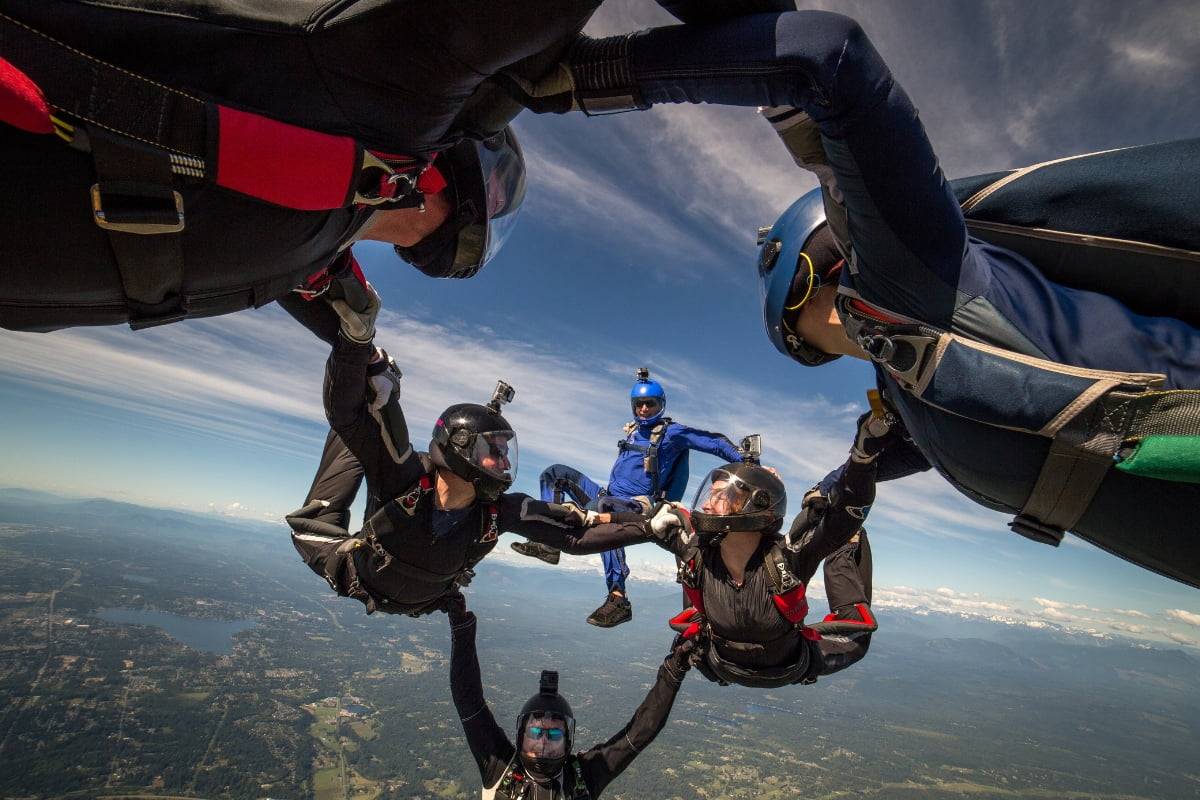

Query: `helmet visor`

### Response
(467, 430, 518, 484)
(631, 397, 664, 419)
(451, 132, 527, 277)
(692, 469, 757, 517)
(520, 711, 574, 757)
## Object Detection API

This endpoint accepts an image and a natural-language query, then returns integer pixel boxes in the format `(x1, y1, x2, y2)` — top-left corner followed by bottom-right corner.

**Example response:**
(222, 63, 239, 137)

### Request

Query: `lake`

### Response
(97, 608, 257, 655)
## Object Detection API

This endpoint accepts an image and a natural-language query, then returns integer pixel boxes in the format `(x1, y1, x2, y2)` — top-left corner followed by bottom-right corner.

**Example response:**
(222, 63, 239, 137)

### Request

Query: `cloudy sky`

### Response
(1, 1, 1198, 647)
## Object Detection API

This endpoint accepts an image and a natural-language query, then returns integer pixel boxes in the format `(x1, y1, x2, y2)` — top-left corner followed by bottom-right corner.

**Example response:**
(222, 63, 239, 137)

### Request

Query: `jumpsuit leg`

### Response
(538, 463, 602, 506)
(812, 532, 874, 677)
(595, 496, 644, 594)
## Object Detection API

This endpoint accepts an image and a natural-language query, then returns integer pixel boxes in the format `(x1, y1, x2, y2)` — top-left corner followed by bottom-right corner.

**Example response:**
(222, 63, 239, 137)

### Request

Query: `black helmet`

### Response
(690, 462, 787, 538)
(394, 127, 527, 279)
(515, 671, 575, 782)
(429, 381, 517, 501)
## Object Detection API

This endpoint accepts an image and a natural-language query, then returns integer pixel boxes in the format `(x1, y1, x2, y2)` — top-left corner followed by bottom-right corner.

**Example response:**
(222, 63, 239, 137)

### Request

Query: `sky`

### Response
(1, 1, 1199, 647)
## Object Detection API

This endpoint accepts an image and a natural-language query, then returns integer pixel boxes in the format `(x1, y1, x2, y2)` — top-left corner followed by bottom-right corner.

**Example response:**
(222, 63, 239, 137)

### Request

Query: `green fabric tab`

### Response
(1115, 436, 1200, 484)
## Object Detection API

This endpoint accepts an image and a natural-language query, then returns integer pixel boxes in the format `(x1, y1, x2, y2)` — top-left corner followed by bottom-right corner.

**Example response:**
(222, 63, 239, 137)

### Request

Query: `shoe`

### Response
(808, 603, 877, 635)
(510, 540, 560, 565)
(587, 592, 632, 628)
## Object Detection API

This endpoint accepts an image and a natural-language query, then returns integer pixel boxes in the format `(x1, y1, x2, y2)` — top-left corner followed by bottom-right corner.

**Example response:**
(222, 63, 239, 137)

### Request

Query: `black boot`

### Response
(510, 540, 561, 565)
(587, 591, 632, 628)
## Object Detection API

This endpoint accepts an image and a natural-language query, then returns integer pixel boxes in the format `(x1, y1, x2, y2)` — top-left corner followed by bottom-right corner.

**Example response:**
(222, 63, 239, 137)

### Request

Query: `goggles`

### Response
(526, 726, 566, 742)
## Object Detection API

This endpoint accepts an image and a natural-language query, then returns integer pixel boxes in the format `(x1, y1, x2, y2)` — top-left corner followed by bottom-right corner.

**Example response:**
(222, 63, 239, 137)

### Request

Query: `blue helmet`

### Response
(757, 188, 843, 366)
(630, 369, 666, 423)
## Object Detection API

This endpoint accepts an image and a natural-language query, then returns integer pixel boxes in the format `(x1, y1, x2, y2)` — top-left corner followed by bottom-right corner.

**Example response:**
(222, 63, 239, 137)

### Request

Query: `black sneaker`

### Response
(587, 592, 632, 628)
(510, 540, 561, 565)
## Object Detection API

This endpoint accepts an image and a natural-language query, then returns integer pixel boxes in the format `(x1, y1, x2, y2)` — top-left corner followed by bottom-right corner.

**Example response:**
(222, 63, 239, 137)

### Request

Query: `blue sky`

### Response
(1, 1, 1198, 646)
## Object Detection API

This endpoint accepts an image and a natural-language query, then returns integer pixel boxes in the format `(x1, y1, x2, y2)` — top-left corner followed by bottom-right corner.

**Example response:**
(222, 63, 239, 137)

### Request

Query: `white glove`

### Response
(326, 281, 381, 344)
(649, 502, 690, 541)
(367, 349, 402, 414)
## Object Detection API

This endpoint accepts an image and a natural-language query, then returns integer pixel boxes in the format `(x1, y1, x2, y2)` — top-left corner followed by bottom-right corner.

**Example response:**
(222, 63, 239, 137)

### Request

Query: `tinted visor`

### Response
(631, 397, 664, 418)
(467, 430, 518, 484)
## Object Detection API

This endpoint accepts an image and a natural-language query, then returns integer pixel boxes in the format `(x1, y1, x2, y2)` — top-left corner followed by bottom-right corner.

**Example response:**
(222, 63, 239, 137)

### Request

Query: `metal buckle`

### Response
(353, 151, 421, 206)
(859, 332, 937, 387)
(90, 184, 184, 234)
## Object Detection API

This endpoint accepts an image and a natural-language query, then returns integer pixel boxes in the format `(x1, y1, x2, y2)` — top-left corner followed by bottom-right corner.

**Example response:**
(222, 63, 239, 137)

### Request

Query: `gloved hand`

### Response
(550, 502, 601, 528)
(366, 349, 402, 414)
(439, 590, 469, 623)
(850, 411, 898, 464)
(499, 35, 647, 115)
(325, 278, 381, 344)
(648, 502, 691, 542)
(663, 635, 698, 681)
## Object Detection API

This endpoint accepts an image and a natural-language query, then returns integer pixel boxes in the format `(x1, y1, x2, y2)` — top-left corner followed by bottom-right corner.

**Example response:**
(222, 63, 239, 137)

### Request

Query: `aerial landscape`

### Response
(1, 490, 1197, 800)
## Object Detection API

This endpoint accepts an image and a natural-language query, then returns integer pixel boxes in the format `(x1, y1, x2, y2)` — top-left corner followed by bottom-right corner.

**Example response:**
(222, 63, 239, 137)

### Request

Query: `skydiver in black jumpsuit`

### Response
(285, 286, 649, 616)
(524, 413, 899, 688)
(0, 0, 791, 338)
(447, 594, 693, 799)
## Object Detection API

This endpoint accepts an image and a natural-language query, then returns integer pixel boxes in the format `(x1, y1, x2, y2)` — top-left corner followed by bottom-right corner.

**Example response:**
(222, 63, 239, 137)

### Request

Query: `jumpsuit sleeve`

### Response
(323, 332, 375, 433)
(788, 458, 878, 584)
(673, 425, 744, 463)
(576, 652, 689, 796)
(449, 612, 515, 787)
(497, 494, 663, 555)
(655, 0, 795, 24)
(626, 12, 973, 324)
(297, 429, 365, 530)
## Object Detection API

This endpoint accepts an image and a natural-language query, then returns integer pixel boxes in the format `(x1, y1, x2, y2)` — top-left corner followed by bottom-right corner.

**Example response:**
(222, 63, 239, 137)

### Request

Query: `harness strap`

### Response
(0, 12, 425, 210)
(89, 127, 187, 328)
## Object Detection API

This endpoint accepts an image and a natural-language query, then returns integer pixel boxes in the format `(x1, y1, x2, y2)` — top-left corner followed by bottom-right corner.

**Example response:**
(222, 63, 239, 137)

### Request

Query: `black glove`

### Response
(440, 591, 469, 622)
(849, 411, 899, 463)
(325, 273, 381, 344)
(663, 636, 698, 682)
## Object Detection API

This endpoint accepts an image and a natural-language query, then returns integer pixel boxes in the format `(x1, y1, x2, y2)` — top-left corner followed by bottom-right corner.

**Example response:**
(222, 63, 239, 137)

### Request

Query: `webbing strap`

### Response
(1013, 397, 1125, 545)
(89, 127, 187, 329)
(0, 12, 410, 210)
(0, 12, 206, 160)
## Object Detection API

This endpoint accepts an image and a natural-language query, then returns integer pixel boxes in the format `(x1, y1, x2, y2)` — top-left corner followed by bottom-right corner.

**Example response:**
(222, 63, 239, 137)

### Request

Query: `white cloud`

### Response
(1166, 631, 1199, 646)
(1165, 609, 1200, 628)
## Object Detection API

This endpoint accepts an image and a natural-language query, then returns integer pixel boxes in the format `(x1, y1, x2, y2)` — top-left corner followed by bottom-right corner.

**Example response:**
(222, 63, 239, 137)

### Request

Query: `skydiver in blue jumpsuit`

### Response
(512, 371, 743, 627)
(505, 11, 1200, 587)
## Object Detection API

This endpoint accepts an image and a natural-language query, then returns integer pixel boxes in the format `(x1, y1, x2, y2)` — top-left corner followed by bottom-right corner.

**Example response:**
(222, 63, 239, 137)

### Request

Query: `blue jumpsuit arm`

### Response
(673, 425, 743, 463)
(628, 12, 971, 325)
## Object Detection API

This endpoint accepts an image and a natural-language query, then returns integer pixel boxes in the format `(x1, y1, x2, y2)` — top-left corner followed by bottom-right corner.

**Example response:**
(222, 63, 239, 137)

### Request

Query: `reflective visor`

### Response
(451, 132, 527, 277)
(692, 469, 756, 516)
(467, 430, 518, 484)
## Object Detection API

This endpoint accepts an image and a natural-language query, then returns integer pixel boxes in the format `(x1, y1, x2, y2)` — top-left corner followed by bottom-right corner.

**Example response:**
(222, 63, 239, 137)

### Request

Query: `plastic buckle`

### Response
(1008, 514, 1065, 547)
(90, 183, 184, 234)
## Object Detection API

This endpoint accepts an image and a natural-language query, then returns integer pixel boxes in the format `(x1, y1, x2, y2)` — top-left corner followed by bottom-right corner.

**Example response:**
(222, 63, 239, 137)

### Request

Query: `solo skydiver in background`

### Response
(503, 10, 1200, 590)
(445, 593, 694, 799)
(516, 416, 896, 689)
(511, 368, 743, 629)
(284, 284, 649, 617)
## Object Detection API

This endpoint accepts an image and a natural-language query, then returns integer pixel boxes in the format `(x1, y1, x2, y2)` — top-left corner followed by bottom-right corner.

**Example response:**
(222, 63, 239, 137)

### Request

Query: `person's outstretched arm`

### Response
(446, 600, 515, 788)
(498, 495, 687, 557)
(576, 639, 694, 796)
(787, 410, 899, 582)
(674, 425, 743, 463)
